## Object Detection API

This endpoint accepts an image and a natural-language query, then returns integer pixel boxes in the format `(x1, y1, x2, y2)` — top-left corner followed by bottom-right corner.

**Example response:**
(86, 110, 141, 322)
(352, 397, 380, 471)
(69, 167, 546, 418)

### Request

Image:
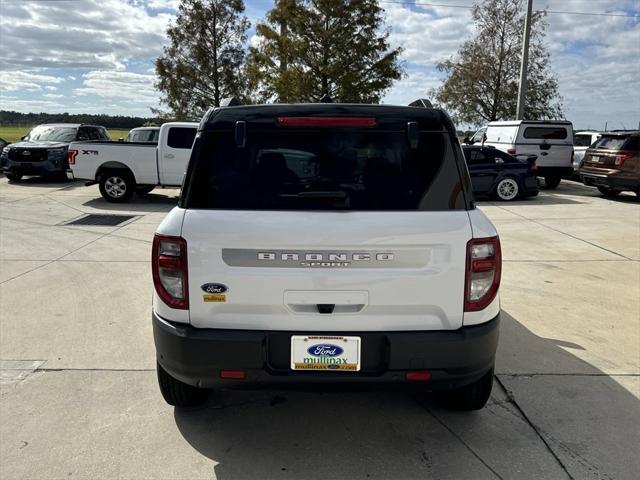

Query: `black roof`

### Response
(203, 103, 454, 133)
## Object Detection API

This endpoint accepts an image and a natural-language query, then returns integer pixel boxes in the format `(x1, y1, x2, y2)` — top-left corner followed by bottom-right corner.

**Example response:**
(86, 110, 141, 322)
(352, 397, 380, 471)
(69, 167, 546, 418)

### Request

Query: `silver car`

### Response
(573, 131, 601, 171)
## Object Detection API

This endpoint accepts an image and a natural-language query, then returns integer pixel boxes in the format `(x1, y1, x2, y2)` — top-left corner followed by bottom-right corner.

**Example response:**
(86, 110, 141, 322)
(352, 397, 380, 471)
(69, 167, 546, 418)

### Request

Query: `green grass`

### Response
(0, 126, 131, 143)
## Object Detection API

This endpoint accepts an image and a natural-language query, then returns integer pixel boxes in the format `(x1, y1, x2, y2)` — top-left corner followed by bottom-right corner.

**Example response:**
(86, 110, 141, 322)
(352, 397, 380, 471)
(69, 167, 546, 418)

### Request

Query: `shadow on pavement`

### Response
(82, 192, 178, 212)
(173, 311, 639, 480)
(2, 175, 71, 188)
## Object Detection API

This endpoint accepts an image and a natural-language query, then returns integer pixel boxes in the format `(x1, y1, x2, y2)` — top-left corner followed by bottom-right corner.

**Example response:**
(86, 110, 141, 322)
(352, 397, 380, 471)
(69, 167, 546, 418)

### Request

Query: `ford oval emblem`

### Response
(307, 344, 344, 357)
(201, 283, 228, 294)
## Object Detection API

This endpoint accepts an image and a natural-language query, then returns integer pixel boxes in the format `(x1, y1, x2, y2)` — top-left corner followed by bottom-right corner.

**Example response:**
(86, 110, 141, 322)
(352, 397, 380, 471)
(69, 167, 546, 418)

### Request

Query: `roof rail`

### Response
(220, 97, 242, 107)
(409, 98, 433, 108)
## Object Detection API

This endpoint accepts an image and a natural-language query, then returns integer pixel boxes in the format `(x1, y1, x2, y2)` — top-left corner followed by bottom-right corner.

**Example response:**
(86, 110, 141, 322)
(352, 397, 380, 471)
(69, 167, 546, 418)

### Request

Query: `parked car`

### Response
(0, 137, 8, 170)
(1, 124, 110, 182)
(152, 101, 501, 411)
(462, 145, 538, 200)
(573, 131, 601, 172)
(481, 120, 573, 189)
(125, 126, 160, 144)
(67, 122, 197, 202)
(579, 130, 640, 198)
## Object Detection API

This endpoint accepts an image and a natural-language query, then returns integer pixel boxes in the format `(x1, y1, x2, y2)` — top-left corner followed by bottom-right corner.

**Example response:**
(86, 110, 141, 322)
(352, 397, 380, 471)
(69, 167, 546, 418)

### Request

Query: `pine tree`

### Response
(247, 0, 404, 103)
(155, 0, 250, 119)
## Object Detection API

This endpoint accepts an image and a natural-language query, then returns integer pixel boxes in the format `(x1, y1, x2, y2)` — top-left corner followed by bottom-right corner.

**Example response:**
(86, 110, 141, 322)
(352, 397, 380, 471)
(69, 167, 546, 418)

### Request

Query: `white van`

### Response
(483, 120, 574, 188)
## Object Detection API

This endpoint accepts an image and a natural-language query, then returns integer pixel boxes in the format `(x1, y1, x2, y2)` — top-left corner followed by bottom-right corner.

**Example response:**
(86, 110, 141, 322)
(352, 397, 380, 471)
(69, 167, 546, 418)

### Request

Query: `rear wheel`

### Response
(436, 368, 494, 411)
(543, 175, 561, 189)
(597, 186, 621, 198)
(99, 170, 135, 203)
(495, 178, 519, 201)
(6, 173, 22, 182)
(157, 362, 209, 407)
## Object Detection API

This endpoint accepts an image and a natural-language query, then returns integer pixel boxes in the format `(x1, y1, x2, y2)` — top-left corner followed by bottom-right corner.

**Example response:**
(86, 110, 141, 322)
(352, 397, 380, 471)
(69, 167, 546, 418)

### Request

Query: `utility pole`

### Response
(516, 0, 533, 120)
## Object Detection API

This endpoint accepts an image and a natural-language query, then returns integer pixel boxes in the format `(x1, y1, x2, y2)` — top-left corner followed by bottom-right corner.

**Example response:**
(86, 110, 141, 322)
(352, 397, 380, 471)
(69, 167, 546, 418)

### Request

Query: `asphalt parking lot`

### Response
(0, 177, 638, 480)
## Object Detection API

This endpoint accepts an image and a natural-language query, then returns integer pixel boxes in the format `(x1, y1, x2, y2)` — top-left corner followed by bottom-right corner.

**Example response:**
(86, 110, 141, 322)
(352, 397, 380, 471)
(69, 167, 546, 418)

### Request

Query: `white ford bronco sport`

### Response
(152, 101, 501, 410)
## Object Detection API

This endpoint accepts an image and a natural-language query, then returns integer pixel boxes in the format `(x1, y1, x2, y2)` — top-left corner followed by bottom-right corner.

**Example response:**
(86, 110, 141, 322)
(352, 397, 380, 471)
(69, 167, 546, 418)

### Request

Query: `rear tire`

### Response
(597, 186, 621, 198)
(543, 175, 561, 189)
(436, 368, 494, 411)
(157, 362, 209, 407)
(6, 173, 22, 182)
(99, 170, 135, 203)
(495, 178, 520, 201)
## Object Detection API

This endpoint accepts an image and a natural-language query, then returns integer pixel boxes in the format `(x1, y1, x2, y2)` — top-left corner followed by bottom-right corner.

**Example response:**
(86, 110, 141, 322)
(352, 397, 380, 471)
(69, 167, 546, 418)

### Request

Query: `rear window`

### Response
(485, 126, 518, 144)
(593, 135, 629, 150)
(184, 129, 466, 211)
(167, 127, 197, 149)
(127, 129, 159, 143)
(573, 134, 594, 147)
(523, 127, 568, 140)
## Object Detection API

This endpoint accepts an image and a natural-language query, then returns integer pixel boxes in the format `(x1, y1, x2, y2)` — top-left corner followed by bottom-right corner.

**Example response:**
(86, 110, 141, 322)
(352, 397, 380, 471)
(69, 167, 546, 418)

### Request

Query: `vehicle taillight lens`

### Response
(507, 148, 516, 155)
(614, 152, 634, 166)
(277, 117, 377, 128)
(152, 234, 188, 309)
(464, 236, 501, 312)
(68, 149, 78, 165)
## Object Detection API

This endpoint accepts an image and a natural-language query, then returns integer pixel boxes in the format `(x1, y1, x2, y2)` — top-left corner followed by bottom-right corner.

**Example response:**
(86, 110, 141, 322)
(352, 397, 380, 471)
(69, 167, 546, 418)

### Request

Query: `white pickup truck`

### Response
(67, 122, 198, 202)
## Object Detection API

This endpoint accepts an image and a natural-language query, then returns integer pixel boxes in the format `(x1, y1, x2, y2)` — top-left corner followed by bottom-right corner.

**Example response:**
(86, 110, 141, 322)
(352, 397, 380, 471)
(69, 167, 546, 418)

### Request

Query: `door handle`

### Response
(541, 152, 548, 156)
(164, 154, 175, 159)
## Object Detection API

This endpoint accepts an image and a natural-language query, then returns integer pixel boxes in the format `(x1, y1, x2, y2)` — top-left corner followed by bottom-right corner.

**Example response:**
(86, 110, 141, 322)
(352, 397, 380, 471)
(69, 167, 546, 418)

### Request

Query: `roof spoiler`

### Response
(408, 98, 433, 108)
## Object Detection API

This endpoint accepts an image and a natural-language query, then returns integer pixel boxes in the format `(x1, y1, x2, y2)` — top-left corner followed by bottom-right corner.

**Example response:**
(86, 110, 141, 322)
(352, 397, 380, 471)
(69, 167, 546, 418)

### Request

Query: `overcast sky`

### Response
(0, 0, 638, 129)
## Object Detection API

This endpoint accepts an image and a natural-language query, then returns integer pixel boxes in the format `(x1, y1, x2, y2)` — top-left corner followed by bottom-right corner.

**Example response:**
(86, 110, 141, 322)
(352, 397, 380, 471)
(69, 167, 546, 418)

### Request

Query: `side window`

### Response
(87, 128, 101, 140)
(167, 127, 197, 149)
(623, 136, 639, 152)
(99, 127, 110, 140)
(76, 128, 90, 141)
(469, 150, 489, 165)
(523, 127, 568, 140)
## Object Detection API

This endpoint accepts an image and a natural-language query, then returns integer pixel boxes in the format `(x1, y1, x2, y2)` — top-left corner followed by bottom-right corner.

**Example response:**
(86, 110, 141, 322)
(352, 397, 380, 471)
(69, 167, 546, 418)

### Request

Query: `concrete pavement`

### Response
(1, 177, 638, 479)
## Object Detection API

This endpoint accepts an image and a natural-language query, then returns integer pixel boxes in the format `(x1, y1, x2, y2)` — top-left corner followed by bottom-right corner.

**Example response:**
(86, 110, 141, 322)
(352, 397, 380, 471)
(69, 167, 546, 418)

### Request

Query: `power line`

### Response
(378, 1, 640, 18)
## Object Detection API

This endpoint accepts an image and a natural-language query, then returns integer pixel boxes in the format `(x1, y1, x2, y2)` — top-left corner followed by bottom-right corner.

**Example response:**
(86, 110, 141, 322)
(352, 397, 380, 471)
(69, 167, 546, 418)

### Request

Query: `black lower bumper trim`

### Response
(580, 173, 639, 191)
(153, 313, 500, 390)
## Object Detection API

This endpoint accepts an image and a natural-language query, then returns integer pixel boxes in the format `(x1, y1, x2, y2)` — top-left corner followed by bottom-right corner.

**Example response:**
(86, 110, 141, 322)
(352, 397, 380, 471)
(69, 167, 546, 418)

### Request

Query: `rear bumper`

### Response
(580, 172, 639, 191)
(153, 312, 500, 390)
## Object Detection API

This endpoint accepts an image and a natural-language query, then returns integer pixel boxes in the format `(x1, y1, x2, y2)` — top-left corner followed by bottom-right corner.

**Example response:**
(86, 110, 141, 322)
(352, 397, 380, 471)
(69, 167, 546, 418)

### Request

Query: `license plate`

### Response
(291, 335, 361, 371)
(590, 155, 601, 163)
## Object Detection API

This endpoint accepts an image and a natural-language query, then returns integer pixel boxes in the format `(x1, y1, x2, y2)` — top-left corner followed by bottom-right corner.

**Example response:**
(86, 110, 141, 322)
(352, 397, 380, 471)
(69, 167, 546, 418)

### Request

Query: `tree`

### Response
(155, 0, 250, 119)
(433, 0, 563, 126)
(247, 0, 404, 103)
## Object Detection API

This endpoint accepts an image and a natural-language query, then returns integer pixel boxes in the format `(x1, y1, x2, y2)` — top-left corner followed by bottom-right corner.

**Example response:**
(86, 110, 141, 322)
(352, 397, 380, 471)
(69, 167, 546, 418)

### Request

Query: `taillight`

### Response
(614, 152, 634, 166)
(277, 117, 377, 128)
(152, 234, 188, 309)
(507, 148, 516, 155)
(68, 149, 78, 165)
(464, 237, 501, 312)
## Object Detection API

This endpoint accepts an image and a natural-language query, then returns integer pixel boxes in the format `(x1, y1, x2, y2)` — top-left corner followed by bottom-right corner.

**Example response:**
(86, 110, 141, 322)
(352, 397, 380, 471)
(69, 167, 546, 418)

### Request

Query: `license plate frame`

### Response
(290, 335, 361, 371)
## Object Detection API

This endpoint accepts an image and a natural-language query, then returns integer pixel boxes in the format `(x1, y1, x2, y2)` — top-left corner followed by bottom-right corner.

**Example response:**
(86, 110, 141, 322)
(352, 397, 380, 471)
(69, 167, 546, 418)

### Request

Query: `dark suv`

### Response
(1, 123, 110, 181)
(579, 131, 640, 198)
